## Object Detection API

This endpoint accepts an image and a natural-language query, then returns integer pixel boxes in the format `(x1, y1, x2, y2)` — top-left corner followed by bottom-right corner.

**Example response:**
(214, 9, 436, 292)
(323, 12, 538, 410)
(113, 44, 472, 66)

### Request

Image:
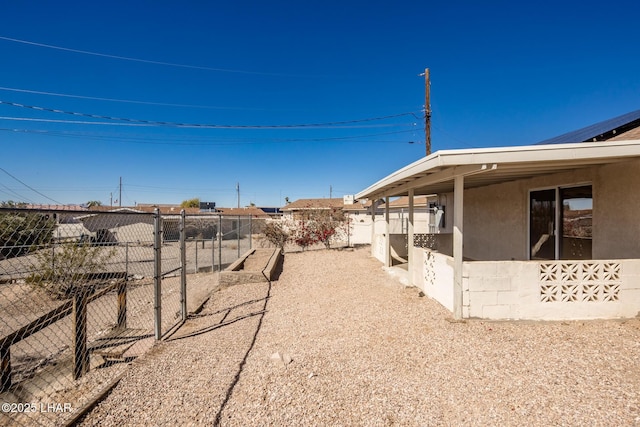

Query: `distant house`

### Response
(357, 109, 640, 321)
(280, 196, 436, 247)
(280, 198, 349, 220)
(78, 207, 155, 243)
(214, 207, 270, 219)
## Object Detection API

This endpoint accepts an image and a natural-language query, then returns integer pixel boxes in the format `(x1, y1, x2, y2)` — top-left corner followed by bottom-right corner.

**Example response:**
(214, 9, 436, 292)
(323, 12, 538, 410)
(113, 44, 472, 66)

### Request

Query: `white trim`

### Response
(357, 140, 640, 200)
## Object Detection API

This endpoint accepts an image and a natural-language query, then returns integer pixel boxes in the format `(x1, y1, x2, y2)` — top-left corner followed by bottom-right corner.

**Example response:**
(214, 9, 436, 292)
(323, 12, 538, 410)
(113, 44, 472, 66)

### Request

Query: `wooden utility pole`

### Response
(424, 68, 432, 156)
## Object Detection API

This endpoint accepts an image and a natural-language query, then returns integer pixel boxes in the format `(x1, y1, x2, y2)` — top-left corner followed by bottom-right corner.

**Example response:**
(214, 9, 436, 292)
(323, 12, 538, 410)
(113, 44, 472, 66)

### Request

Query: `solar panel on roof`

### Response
(536, 109, 640, 145)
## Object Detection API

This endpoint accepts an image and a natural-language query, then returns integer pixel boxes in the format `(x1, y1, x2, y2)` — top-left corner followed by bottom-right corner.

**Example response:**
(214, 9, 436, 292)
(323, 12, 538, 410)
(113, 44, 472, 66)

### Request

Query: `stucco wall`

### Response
(459, 160, 640, 261)
(453, 167, 602, 261)
(593, 159, 640, 259)
(462, 179, 525, 261)
(349, 214, 373, 245)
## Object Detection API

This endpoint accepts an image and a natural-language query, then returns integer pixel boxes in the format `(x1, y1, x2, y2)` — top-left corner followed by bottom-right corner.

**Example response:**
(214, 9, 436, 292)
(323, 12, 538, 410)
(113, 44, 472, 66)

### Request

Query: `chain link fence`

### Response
(0, 208, 256, 426)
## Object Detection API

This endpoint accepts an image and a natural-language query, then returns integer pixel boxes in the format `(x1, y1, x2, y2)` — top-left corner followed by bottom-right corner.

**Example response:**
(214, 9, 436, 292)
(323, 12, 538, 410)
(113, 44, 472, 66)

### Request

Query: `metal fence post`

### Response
(218, 215, 222, 271)
(194, 239, 198, 274)
(237, 215, 241, 258)
(180, 210, 187, 321)
(1, 345, 11, 392)
(211, 232, 215, 272)
(249, 215, 252, 250)
(73, 290, 89, 380)
(153, 208, 162, 340)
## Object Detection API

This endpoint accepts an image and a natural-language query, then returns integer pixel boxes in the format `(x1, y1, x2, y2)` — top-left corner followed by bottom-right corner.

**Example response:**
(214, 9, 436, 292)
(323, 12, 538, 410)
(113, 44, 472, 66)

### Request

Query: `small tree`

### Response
(291, 219, 316, 251)
(0, 212, 55, 259)
(86, 200, 102, 207)
(181, 198, 200, 208)
(292, 207, 348, 250)
(263, 221, 289, 252)
(31, 242, 117, 299)
(308, 207, 347, 249)
(1, 200, 27, 208)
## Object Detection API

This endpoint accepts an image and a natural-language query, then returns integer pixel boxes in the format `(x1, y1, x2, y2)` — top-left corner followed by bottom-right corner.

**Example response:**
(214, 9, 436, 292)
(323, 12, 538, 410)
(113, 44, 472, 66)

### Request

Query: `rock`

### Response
(270, 351, 293, 367)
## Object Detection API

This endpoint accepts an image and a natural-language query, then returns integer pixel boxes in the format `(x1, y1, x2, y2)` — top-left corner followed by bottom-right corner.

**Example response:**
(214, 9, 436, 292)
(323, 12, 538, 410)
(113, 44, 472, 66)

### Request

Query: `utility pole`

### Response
(119, 177, 122, 207)
(423, 68, 432, 156)
(236, 182, 240, 208)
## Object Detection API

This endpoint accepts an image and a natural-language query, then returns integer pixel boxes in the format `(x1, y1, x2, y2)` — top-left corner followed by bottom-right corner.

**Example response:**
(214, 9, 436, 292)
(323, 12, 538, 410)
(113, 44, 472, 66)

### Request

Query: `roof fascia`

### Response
(357, 140, 640, 200)
(379, 164, 496, 199)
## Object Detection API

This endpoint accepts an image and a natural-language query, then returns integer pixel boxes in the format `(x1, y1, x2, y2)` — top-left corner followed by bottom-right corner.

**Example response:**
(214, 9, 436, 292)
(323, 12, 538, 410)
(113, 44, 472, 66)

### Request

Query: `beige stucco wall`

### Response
(464, 167, 597, 261)
(593, 158, 640, 259)
(435, 161, 640, 262)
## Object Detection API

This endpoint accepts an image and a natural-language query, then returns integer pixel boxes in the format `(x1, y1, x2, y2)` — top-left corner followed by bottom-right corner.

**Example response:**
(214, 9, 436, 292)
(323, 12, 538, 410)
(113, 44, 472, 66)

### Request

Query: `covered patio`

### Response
(356, 140, 640, 320)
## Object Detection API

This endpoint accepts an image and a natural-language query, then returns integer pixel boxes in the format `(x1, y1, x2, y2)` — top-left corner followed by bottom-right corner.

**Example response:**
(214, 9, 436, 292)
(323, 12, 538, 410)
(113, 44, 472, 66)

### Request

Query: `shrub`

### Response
(263, 221, 289, 251)
(0, 212, 55, 259)
(30, 242, 117, 299)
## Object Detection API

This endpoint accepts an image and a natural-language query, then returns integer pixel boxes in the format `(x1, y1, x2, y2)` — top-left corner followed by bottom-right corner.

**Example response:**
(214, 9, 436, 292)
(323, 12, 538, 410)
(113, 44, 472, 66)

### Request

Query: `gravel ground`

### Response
(79, 247, 640, 426)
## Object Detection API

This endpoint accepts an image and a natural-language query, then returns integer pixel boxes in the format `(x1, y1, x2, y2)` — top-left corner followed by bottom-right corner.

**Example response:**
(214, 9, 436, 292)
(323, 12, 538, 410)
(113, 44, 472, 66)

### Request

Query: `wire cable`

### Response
(0, 100, 420, 129)
(0, 86, 274, 111)
(0, 182, 36, 204)
(0, 167, 62, 204)
(0, 127, 419, 146)
(0, 35, 310, 77)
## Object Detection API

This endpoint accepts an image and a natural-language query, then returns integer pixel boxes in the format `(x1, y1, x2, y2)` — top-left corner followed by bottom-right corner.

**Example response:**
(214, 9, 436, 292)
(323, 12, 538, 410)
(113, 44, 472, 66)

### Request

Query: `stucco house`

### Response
(356, 110, 640, 321)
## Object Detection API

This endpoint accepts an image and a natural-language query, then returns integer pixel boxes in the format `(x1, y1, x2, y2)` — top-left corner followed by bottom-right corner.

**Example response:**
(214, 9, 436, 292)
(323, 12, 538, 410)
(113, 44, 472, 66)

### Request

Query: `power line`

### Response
(0, 182, 35, 203)
(0, 167, 62, 204)
(0, 35, 308, 77)
(0, 86, 274, 111)
(0, 100, 419, 129)
(0, 127, 419, 146)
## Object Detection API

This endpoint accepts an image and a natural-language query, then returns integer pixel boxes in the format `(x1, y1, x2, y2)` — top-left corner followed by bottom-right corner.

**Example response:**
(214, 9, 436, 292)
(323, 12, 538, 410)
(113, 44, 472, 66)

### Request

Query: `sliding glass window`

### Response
(529, 185, 592, 260)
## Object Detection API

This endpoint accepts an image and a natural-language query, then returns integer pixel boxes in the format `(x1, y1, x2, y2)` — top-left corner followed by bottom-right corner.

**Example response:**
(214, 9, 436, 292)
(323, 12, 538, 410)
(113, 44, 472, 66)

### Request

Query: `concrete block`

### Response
(468, 262, 497, 278)
(621, 260, 640, 276)
(469, 290, 498, 307)
(480, 276, 512, 291)
(496, 290, 519, 305)
(482, 304, 514, 320)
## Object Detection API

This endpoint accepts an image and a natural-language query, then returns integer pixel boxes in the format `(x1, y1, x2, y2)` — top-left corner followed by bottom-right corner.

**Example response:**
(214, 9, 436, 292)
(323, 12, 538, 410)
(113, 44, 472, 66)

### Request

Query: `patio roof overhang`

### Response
(356, 140, 640, 200)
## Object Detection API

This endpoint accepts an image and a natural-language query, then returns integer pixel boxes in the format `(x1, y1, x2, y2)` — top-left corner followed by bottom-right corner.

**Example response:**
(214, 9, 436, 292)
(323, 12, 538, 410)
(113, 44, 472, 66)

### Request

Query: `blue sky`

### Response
(1, 1, 639, 208)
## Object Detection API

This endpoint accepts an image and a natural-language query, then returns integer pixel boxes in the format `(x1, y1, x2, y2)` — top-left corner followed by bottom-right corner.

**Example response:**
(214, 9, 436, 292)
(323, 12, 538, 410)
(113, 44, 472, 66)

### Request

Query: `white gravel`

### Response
(78, 246, 640, 426)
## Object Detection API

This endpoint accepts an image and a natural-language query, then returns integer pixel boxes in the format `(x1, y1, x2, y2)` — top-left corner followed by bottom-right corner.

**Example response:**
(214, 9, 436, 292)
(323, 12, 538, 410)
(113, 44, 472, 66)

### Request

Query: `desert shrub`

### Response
(263, 221, 290, 251)
(295, 207, 348, 250)
(0, 212, 55, 259)
(30, 242, 117, 298)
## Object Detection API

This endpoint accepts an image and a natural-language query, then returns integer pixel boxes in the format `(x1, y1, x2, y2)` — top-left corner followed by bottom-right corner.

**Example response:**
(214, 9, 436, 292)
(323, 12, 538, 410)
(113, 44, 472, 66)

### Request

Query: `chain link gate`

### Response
(0, 207, 257, 426)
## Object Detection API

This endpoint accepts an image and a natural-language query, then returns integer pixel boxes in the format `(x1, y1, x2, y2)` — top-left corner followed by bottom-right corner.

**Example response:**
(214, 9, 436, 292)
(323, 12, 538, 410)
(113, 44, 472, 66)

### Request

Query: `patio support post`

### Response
(453, 175, 464, 319)
(385, 196, 391, 267)
(370, 200, 376, 257)
(408, 189, 414, 286)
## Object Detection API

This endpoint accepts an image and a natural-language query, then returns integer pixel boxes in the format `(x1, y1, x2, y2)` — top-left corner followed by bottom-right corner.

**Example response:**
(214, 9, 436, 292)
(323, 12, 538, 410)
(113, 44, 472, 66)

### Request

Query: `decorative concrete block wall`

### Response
(464, 259, 640, 320)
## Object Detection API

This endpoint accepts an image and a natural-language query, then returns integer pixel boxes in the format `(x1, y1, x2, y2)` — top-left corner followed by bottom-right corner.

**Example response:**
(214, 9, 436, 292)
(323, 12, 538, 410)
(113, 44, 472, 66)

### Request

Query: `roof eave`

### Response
(356, 140, 640, 200)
